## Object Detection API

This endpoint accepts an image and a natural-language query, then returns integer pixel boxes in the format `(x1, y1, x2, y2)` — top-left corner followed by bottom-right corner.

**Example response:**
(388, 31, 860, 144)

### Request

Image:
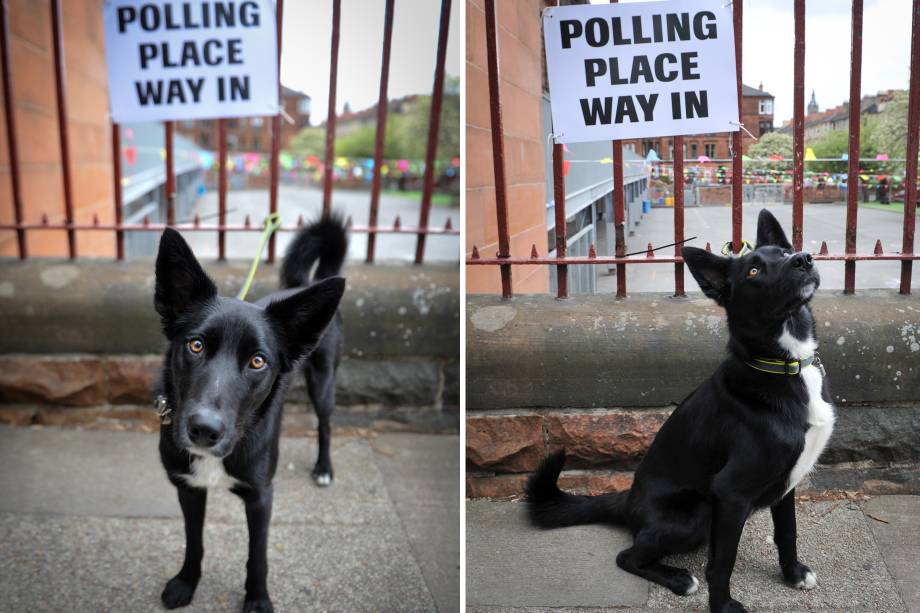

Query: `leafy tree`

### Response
(395, 75, 461, 160)
(868, 91, 910, 175)
(806, 117, 879, 173)
(748, 132, 793, 158)
(287, 127, 326, 157)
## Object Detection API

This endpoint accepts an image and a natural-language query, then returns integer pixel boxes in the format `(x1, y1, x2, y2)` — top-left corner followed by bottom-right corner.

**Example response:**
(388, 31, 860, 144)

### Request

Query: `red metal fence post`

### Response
(414, 0, 451, 265)
(51, 0, 75, 259)
(218, 118, 228, 261)
(1, 0, 26, 258)
(612, 141, 627, 297)
(900, 0, 920, 294)
(367, 0, 395, 263)
(844, 0, 864, 294)
(731, 0, 743, 253)
(673, 136, 685, 296)
(792, 0, 805, 252)
(322, 0, 342, 218)
(484, 0, 512, 299)
(164, 121, 176, 226)
(553, 143, 568, 298)
(111, 123, 123, 260)
(267, 0, 283, 263)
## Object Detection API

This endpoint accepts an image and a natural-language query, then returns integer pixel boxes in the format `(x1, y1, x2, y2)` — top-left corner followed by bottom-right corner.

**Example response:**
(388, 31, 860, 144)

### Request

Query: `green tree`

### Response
(395, 75, 461, 160)
(806, 117, 879, 173)
(748, 132, 793, 159)
(335, 114, 407, 159)
(868, 91, 910, 175)
(287, 126, 326, 157)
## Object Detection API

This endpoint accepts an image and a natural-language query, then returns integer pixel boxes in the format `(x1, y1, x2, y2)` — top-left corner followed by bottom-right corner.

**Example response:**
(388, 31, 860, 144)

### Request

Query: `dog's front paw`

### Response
(783, 561, 817, 590)
(716, 599, 749, 613)
(161, 575, 198, 609)
(312, 464, 334, 487)
(242, 597, 274, 613)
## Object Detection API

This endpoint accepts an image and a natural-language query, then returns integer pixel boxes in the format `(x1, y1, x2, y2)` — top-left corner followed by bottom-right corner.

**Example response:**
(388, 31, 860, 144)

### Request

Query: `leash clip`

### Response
(813, 353, 826, 377)
(155, 394, 173, 426)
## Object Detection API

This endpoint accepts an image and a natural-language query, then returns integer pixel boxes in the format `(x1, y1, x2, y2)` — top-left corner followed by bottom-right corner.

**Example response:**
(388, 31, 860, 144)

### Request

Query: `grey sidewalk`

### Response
(0, 425, 459, 612)
(467, 497, 920, 612)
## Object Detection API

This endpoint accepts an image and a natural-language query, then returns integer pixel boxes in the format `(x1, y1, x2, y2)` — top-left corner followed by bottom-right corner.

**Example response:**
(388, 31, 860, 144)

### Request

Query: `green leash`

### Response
(236, 212, 282, 301)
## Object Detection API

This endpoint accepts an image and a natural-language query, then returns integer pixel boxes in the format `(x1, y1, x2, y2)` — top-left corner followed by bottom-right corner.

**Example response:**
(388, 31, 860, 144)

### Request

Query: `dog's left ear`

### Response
(755, 208, 792, 250)
(265, 277, 346, 363)
(154, 228, 217, 335)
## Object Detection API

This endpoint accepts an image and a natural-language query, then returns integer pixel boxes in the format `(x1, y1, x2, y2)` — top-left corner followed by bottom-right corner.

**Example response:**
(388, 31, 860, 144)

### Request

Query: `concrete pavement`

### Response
(185, 185, 460, 263)
(598, 203, 920, 293)
(0, 425, 459, 612)
(467, 497, 920, 612)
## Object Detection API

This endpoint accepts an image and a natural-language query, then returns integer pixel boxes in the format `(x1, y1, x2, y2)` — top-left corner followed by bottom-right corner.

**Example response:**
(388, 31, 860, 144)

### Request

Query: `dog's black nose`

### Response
(188, 412, 224, 448)
(792, 252, 813, 270)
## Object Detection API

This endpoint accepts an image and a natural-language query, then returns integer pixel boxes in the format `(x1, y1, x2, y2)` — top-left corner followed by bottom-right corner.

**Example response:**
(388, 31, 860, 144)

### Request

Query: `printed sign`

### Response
(543, 0, 739, 144)
(103, 1, 279, 123)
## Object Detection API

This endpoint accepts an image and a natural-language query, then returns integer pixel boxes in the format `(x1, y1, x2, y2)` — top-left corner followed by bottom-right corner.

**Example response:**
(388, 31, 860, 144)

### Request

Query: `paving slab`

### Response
(467, 500, 909, 612)
(863, 496, 920, 612)
(0, 425, 457, 611)
(465, 501, 649, 609)
(373, 433, 462, 613)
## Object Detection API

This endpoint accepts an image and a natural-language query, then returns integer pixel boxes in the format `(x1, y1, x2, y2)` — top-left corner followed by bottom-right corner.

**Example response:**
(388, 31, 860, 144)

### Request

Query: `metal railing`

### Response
(0, 0, 459, 263)
(467, 0, 920, 298)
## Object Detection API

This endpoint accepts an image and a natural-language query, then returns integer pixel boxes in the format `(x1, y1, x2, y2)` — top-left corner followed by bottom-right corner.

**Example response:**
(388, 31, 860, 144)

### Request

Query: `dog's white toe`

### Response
(684, 575, 699, 595)
(314, 473, 332, 487)
(795, 571, 817, 590)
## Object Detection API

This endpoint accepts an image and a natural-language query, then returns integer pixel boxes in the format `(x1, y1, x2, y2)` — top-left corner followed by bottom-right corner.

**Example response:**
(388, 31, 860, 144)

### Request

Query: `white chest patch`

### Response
(779, 325, 835, 495)
(180, 454, 240, 490)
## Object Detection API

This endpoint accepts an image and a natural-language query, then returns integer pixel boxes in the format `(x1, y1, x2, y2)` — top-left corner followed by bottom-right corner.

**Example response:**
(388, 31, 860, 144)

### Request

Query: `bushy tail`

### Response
(525, 450, 630, 529)
(281, 214, 348, 288)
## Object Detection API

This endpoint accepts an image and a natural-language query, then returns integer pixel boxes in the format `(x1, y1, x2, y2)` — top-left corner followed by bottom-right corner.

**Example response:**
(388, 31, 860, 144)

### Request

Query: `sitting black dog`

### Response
(526, 209, 835, 613)
(154, 217, 347, 612)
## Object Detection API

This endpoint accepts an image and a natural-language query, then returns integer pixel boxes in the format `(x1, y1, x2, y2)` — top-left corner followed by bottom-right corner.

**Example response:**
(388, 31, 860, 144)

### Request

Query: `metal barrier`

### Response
(0, 0, 459, 263)
(467, 0, 920, 298)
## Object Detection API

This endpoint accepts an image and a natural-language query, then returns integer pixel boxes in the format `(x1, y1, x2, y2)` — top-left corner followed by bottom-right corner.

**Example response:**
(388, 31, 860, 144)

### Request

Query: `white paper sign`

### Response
(543, 0, 739, 144)
(103, 0, 279, 123)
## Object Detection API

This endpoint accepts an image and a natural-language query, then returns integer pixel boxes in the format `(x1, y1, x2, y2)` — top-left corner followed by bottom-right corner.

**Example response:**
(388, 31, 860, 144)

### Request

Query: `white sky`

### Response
(588, 0, 914, 124)
(279, 0, 462, 125)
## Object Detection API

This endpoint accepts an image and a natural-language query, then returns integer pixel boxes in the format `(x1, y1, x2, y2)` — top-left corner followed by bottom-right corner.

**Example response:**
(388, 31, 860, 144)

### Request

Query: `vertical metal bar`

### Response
(111, 123, 123, 260)
(553, 143, 568, 298)
(322, 0, 342, 217)
(901, 0, 920, 294)
(792, 0, 805, 251)
(612, 141, 626, 297)
(484, 0, 512, 299)
(731, 0, 743, 253)
(165, 121, 176, 226)
(673, 135, 684, 297)
(414, 0, 451, 265)
(267, 0, 283, 263)
(367, 0, 395, 263)
(218, 118, 228, 261)
(51, 0, 75, 259)
(1, 0, 26, 259)
(610, 0, 626, 297)
(844, 0, 864, 294)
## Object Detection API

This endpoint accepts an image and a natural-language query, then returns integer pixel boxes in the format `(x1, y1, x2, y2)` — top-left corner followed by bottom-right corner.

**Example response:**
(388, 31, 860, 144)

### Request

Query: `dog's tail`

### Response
(280, 214, 348, 288)
(525, 450, 630, 529)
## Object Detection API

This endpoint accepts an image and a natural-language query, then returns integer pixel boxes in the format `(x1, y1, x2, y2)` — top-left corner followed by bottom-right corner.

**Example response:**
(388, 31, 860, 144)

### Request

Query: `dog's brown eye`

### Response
(747, 267, 760, 277)
(188, 339, 204, 354)
(249, 355, 266, 370)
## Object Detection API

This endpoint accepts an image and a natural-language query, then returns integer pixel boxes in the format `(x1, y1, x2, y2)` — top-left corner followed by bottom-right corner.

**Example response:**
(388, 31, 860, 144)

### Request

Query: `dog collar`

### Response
(155, 394, 173, 425)
(745, 354, 824, 376)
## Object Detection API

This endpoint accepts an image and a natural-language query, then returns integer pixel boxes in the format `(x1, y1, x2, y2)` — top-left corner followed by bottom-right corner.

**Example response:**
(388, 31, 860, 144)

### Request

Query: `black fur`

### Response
(154, 216, 348, 612)
(526, 210, 833, 613)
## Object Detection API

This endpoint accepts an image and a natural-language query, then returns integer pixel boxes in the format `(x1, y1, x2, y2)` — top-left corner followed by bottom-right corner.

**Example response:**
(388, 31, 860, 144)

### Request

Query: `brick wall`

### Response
(466, 0, 548, 294)
(0, 0, 114, 258)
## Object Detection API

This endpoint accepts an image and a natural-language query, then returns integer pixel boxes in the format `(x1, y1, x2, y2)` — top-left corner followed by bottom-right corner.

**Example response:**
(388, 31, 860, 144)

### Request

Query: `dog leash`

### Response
(236, 212, 282, 301)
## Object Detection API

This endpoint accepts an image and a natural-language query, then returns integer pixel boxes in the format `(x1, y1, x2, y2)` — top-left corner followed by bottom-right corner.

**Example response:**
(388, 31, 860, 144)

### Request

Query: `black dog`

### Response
(526, 210, 835, 613)
(154, 217, 347, 612)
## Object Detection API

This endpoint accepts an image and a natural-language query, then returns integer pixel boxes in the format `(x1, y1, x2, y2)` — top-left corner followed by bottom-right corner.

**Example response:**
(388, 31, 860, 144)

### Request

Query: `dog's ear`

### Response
(265, 277, 346, 364)
(154, 228, 217, 334)
(755, 208, 792, 250)
(682, 247, 732, 304)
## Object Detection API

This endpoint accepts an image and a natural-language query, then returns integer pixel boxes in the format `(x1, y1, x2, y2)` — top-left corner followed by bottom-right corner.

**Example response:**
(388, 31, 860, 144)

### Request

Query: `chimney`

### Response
(759, 82, 763, 91)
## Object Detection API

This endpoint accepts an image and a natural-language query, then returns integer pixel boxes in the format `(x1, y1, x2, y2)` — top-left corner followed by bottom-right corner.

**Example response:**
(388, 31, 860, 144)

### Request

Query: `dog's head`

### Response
(154, 229, 345, 457)
(681, 209, 820, 323)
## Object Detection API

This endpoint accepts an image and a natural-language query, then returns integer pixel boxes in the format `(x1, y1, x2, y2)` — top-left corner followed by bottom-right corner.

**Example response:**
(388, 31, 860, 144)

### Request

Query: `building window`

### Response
(642, 139, 656, 156)
(252, 137, 260, 151)
(690, 143, 698, 157)
(759, 120, 773, 134)
(251, 117, 264, 128)
(299, 98, 311, 114)
(759, 99, 774, 115)
(704, 143, 716, 158)
(624, 143, 636, 152)
(227, 119, 239, 128)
